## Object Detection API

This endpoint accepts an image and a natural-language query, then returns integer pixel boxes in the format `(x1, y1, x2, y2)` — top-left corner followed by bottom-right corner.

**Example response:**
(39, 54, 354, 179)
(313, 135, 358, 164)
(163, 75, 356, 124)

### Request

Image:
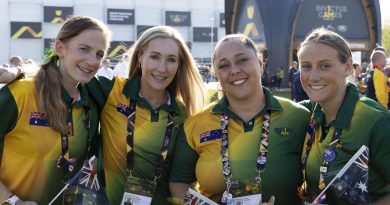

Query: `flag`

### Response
(78, 156, 100, 191)
(183, 188, 218, 205)
(315, 145, 369, 204)
(62, 156, 109, 205)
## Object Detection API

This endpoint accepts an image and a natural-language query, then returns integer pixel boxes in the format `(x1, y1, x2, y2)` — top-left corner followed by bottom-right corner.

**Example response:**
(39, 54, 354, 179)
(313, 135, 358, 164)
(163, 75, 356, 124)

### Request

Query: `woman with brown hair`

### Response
(0, 16, 111, 204)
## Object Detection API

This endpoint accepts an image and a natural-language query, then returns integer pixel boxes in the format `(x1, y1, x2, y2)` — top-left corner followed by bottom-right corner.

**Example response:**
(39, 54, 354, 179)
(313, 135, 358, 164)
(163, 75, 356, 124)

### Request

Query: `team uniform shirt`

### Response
(0, 79, 99, 205)
(171, 88, 310, 205)
(87, 75, 187, 205)
(365, 66, 390, 109)
(302, 84, 390, 205)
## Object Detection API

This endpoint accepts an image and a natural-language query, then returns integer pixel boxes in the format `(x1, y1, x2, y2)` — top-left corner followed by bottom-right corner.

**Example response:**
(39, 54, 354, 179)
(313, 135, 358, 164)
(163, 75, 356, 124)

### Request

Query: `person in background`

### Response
(169, 33, 310, 205)
(365, 48, 390, 109)
(276, 66, 284, 90)
(289, 61, 298, 99)
(0, 16, 111, 205)
(292, 67, 309, 102)
(298, 27, 390, 205)
(86, 25, 205, 205)
(96, 58, 114, 80)
(9, 56, 22, 68)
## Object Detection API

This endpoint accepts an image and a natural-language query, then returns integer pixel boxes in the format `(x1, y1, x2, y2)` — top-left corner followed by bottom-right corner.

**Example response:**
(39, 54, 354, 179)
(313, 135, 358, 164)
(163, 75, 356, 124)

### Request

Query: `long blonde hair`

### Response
(35, 16, 111, 133)
(127, 26, 205, 115)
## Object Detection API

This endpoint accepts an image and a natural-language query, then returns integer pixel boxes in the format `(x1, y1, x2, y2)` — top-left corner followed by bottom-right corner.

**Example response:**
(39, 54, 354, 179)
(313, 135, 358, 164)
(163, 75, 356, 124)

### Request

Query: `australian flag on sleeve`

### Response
(326, 146, 370, 204)
(200, 129, 222, 143)
(29, 112, 49, 126)
(63, 156, 109, 205)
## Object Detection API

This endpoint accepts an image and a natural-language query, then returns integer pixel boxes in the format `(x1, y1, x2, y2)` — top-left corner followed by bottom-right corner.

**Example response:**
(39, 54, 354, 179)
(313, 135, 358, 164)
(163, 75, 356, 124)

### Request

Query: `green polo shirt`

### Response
(86, 75, 187, 205)
(302, 84, 390, 204)
(0, 79, 99, 205)
(170, 87, 310, 205)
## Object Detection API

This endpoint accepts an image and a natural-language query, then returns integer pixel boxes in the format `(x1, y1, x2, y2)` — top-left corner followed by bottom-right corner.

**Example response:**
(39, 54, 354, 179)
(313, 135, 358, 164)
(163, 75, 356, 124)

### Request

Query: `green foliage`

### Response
(382, 20, 390, 56)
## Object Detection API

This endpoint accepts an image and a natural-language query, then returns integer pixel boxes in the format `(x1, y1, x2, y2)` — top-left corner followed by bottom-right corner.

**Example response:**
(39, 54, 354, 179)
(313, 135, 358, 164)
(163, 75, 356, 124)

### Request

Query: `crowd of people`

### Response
(0, 15, 389, 205)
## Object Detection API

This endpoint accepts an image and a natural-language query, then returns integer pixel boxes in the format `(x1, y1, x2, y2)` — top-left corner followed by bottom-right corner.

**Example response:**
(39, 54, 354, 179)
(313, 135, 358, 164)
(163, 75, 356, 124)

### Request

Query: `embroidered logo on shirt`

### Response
(117, 102, 130, 116)
(200, 129, 222, 143)
(29, 112, 49, 126)
(274, 127, 294, 137)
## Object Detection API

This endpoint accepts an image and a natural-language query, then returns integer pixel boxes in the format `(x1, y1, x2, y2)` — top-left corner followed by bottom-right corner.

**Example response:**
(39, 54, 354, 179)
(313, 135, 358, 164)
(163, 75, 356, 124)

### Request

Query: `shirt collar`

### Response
(122, 75, 180, 114)
(62, 83, 90, 109)
(311, 83, 359, 128)
(211, 87, 283, 120)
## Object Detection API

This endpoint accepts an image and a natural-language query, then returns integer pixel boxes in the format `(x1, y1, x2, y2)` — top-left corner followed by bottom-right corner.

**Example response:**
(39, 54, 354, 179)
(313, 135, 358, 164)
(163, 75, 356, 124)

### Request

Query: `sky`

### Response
(380, 0, 390, 26)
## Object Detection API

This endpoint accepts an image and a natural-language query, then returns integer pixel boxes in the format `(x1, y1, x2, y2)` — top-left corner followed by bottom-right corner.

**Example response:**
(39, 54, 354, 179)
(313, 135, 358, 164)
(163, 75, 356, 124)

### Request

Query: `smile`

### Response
(231, 78, 247, 85)
(152, 74, 168, 80)
(310, 85, 325, 90)
(77, 65, 93, 73)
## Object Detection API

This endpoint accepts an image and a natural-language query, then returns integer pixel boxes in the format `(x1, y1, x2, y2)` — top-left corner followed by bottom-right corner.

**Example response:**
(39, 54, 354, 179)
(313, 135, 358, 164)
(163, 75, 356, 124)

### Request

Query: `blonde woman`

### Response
(86, 25, 205, 205)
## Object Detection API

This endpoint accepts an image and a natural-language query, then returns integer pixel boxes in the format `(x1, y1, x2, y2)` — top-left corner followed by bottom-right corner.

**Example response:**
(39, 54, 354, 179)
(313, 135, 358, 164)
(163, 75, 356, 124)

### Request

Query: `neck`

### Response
(139, 85, 167, 110)
(319, 86, 347, 124)
(60, 67, 80, 100)
(227, 87, 265, 122)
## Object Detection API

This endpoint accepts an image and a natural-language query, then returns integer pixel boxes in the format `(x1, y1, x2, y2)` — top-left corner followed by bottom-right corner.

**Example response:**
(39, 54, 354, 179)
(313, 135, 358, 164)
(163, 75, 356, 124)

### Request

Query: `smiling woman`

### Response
(0, 16, 112, 205)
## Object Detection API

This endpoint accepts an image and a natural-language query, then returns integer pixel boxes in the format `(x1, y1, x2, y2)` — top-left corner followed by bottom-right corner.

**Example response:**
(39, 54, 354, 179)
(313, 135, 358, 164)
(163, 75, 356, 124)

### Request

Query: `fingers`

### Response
(259, 195, 275, 205)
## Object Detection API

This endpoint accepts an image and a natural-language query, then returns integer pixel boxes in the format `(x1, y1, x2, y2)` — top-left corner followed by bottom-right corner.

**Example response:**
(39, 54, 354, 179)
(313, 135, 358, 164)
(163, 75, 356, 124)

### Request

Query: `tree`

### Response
(382, 19, 390, 56)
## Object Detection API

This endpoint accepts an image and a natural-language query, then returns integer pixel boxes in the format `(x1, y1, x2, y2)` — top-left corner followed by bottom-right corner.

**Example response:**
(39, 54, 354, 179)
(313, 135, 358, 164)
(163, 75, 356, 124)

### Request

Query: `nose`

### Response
(308, 68, 321, 81)
(230, 63, 241, 75)
(156, 60, 167, 72)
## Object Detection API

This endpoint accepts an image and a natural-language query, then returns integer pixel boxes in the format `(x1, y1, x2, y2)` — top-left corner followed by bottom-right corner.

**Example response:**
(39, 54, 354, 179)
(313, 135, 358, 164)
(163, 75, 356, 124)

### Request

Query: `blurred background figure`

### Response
(9, 56, 22, 67)
(96, 58, 114, 79)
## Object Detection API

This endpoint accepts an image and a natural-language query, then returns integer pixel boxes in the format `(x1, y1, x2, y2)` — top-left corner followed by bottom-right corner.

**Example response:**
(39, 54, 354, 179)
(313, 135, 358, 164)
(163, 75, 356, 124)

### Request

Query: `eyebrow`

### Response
(79, 43, 105, 53)
(150, 51, 178, 58)
(217, 53, 246, 63)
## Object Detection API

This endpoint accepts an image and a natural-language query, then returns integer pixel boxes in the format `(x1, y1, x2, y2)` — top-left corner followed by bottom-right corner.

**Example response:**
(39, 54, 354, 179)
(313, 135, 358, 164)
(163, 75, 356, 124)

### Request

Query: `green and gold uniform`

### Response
(302, 84, 390, 205)
(0, 79, 99, 205)
(87, 75, 186, 205)
(171, 88, 310, 205)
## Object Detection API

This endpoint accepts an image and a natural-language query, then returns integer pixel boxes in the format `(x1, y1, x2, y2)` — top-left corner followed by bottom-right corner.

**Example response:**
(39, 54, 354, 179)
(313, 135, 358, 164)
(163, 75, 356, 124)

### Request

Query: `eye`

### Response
(79, 47, 88, 53)
(96, 52, 104, 59)
(218, 63, 229, 69)
(237, 58, 248, 63)
(150, 54, 159, 60)
(167, 58, 177, 63)
(320, 64, 331, 70)
(301, 64, 311, 71)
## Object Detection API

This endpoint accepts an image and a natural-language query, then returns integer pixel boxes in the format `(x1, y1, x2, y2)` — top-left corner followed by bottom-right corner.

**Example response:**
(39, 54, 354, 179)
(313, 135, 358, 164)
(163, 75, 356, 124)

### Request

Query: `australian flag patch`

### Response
(29, 112, 49, 126)
(116, 103, 130, 116)
(200, 129, 222, 143)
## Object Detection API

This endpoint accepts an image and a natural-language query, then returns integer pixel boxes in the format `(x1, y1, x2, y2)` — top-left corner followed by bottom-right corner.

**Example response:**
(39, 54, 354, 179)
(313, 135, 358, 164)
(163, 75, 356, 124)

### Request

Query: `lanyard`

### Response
(301, 118, 342, 203)
(126, 99, 174, 179)
(57, 106, 91, 182)
(220, 111, 271, 204)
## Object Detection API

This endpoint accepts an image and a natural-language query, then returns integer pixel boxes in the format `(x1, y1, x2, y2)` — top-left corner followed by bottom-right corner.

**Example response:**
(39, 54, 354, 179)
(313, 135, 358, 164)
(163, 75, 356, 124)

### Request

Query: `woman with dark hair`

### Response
(0, 16, 111, 204)
(169, 33, 310, 205)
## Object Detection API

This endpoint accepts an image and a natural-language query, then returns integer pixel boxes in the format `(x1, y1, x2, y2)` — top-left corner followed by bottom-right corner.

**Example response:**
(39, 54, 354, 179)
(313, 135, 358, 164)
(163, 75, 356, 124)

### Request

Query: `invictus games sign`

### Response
(107, 9, 135, 25)
(316, 5, 348, 21)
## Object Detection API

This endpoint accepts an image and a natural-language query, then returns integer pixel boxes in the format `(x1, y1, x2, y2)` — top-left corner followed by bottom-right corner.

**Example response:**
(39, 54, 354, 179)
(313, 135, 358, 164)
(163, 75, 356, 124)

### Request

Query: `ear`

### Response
(345, 57, 354, 77)
(258, 56, 264, 74)
(55, 40, 65, 58)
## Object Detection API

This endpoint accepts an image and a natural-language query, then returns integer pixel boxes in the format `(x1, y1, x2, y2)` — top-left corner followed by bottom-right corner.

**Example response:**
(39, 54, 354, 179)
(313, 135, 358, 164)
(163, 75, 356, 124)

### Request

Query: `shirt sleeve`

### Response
(0, 86, 18, 162)
(85, 76, 116, 110)
(369, 116, 390, 182)
(169, 126, 198, 183)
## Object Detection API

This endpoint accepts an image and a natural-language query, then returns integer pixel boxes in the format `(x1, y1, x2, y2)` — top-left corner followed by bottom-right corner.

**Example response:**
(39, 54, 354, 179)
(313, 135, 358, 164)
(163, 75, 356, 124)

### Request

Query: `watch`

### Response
(1, 195, 19, 205)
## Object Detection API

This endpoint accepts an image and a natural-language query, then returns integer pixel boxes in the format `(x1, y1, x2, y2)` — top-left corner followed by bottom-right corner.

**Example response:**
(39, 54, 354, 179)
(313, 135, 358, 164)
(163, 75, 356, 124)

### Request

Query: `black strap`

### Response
(126, 99, 174, 178)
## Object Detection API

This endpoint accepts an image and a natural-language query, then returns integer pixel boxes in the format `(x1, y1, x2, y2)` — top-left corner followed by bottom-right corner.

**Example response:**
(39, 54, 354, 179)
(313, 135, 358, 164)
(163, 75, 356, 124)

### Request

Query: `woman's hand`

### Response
(258, 196, 275, 205)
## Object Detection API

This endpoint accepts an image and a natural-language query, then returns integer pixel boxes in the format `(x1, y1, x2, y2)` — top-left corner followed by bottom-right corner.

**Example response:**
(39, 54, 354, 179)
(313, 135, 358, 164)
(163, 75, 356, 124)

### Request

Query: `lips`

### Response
(77, 65, 93, 74)
(152, 74, 168, 81)
(231, 78, 247, 85)
(310, 85, 325, 90)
